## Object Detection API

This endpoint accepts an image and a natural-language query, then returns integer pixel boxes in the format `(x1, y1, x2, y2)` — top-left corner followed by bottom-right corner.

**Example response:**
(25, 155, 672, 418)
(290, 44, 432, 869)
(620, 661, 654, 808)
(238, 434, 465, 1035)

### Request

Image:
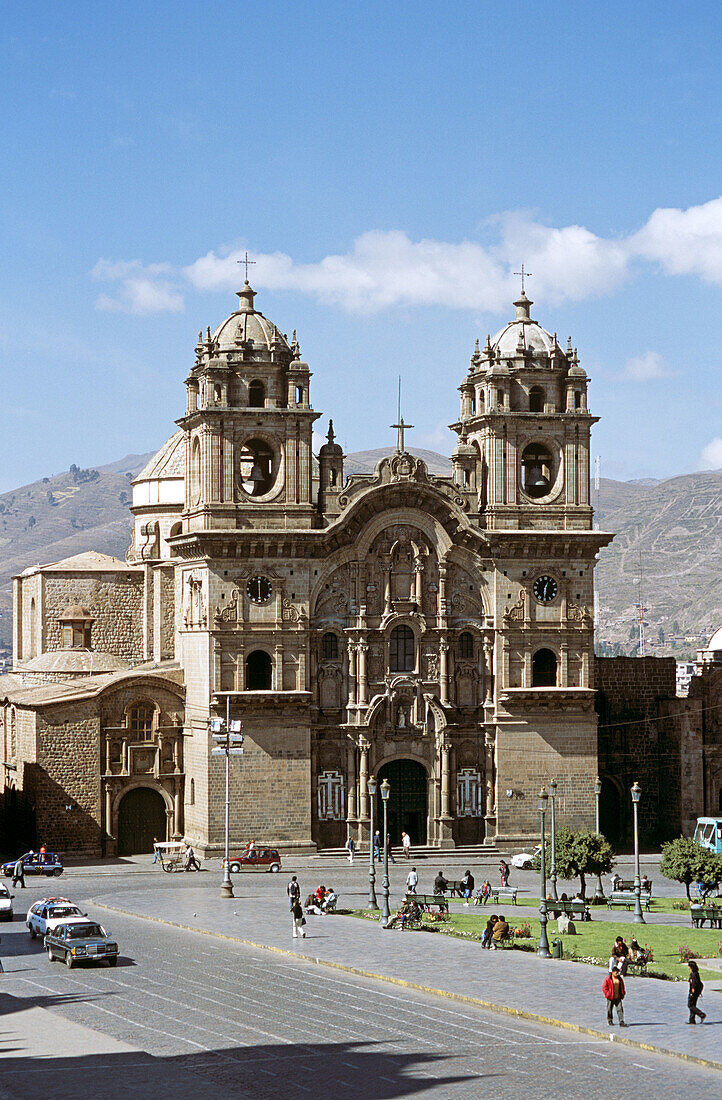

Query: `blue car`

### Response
(2, 852, 64, 878)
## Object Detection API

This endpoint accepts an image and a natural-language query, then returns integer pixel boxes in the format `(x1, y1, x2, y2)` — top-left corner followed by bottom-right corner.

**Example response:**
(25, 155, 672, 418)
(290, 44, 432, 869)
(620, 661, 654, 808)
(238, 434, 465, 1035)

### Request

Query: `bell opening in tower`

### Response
(239, 438, 274, 496)
(521, 443, 553, 499)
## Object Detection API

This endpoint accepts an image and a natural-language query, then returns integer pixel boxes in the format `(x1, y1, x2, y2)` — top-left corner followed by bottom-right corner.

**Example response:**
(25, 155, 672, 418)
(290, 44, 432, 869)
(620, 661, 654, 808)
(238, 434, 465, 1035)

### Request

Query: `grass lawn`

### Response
(349, 907, 722, 983)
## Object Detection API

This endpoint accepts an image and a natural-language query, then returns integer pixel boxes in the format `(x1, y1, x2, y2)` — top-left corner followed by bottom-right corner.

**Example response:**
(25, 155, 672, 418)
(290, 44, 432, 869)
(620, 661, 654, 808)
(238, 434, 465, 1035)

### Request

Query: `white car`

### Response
(0, 882, 14, 921)
(511, 847, 541, 870)
(26, 898, 90, 939)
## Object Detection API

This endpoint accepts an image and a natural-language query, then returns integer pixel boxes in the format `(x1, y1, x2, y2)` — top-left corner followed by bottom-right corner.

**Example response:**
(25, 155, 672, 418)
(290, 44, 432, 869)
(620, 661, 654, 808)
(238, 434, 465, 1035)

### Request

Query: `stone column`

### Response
(122, 737, 129, 775)
(382, 564, 392, 617)
(414, 560, 423, 608)
(439, 636, 450, 705)
(104, 783, 113, 839)
(483, 639, 494, 704)
(439, 739, 454, 847)
(346, 742, 357, 830)
(484, 731, 497, 844)
(274, 643, 283, 691)
(560, 641, 569, 687)
(358, 737, 369, 838)
(173, 783, 182, 837)
(357, 641, 368, 705)
(347, 642, 357, 706)
(438, 561, 447, 622)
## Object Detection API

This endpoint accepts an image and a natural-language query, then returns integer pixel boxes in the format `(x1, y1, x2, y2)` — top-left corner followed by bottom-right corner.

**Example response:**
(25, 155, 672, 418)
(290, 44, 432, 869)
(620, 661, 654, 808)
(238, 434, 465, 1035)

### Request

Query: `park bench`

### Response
(491, 926, 515, 949)
(607, 891, 651, 911)
(690, 904, 722, 929)
(616, 878, 652, 894)
(626, 956, 649, 975)
(446, 880, 467, 897)
(407, 893, 449, 915)
(547, 899, 591, 921)
(490, 886, 518, 905)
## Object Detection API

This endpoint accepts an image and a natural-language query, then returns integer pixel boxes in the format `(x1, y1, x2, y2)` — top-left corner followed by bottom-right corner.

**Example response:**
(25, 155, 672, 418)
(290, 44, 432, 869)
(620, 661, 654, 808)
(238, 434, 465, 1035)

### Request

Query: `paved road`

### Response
(0, 874, 719, 1098)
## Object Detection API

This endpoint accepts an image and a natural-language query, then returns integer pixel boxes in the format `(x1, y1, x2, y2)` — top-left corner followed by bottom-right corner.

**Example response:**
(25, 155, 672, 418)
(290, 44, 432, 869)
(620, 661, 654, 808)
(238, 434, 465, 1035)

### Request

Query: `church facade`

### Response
(1, 284, 616, 856)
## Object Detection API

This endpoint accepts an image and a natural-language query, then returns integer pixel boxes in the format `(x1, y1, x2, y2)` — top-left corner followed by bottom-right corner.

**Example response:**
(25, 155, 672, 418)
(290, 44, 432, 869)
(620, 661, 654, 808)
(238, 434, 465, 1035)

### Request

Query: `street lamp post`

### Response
(594, 776, 605, 902)
(538, 787, 551, 958)
(210, 695, 244, 900)
(631, 781, 645, 924)
(549, 778, 558, 901)
(367, 774, 379, 910)
(380, 779, 391, 925)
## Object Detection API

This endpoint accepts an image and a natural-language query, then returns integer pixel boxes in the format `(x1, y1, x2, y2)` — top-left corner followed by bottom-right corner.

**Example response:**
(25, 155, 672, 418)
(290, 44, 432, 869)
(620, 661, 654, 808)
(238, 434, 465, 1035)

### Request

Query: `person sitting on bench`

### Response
(482, 914, 497, 948)
(491, 913, 509, 948)
(433, 871, 449, 895)
(321, 887, 337, 912)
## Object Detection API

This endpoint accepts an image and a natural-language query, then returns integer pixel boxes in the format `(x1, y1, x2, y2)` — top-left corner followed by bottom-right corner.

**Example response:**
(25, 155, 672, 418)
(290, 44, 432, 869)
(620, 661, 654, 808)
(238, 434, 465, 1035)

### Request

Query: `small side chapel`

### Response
(1, 281, 612, 856)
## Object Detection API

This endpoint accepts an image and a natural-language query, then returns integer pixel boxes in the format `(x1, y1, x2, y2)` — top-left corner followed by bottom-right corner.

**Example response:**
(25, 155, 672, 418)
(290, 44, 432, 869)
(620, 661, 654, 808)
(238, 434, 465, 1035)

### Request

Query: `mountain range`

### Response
(0, 447, 719, 656)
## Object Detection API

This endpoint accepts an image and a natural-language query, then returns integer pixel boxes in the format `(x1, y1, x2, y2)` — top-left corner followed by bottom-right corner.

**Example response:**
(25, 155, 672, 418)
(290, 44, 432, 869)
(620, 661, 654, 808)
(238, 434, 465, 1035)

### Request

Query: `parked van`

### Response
(693, 817, 722, 854)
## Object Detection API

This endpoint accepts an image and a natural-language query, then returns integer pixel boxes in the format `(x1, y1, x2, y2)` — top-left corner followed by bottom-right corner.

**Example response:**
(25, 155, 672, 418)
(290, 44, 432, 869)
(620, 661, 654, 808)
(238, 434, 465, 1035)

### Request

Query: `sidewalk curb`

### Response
(92, 900, 722, 1074)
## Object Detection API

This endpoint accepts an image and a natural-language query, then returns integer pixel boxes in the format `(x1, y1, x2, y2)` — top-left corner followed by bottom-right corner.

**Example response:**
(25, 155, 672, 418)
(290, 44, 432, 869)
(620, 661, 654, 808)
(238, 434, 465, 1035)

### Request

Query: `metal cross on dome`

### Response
(513, 264, 532, 294)
(237, 251, 256, 281)
(391, 376, 414, 453)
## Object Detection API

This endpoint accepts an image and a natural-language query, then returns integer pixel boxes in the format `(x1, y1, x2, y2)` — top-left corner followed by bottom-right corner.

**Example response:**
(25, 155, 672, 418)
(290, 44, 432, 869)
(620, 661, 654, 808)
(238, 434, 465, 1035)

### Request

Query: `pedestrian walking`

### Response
(405, 867, 418, 894)
(687, 960, 706, 1024)
(184, 844, 200, 871)
(461, 869, 475, 906)
(373, 830, 381, 862)
(603, 963, 627, 1027)
(386, 834, 395, 864)
(292, 899, 306, 938)
(12, 855, 25, 889)
(152, 837, 160, 864)
(287, 874, 301, 910)
(499, 860, 510, 887)
(347, 836, 355, 863)
(401, 831, 411, 859)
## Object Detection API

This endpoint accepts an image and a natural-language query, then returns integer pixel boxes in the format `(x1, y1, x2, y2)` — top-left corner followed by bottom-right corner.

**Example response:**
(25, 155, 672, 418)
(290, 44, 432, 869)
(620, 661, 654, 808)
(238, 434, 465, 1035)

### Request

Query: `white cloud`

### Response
(699, 437, 722, 469)
(91, 259, 184, 315)
(92, 193, 722, 316)
(631, 196, 722, 283)
(619, 351, 674, 382)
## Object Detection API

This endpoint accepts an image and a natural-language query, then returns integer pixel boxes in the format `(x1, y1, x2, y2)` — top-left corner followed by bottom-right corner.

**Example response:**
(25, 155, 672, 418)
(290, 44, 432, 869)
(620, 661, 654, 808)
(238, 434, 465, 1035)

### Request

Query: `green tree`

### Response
(534, 828, 615, 898)
(660, 836, 722, 899)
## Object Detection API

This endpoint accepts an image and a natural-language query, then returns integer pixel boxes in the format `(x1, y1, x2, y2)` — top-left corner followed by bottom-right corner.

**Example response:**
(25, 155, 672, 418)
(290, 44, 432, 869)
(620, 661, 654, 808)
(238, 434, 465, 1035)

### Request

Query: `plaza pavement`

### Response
(91, 873, 722, 1072)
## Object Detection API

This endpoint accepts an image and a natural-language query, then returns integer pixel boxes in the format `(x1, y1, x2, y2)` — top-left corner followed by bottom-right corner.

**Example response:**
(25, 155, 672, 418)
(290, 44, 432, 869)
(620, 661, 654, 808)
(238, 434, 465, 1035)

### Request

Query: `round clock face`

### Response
(533, 575, 558, 603)
(247, 576, 273, 604)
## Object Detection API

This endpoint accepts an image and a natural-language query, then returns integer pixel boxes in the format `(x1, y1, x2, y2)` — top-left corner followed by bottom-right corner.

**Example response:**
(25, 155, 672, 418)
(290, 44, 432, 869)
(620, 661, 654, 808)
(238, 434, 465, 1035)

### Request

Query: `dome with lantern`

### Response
(210, 282, 291, 353)
(489, 292, 557, 359)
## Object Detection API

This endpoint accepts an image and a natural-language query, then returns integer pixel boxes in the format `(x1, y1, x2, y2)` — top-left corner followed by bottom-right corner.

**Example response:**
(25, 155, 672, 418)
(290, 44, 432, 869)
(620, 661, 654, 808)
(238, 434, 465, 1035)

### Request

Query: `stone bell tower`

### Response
(452, 291, 595, 531)
(178, 282, 320, 531)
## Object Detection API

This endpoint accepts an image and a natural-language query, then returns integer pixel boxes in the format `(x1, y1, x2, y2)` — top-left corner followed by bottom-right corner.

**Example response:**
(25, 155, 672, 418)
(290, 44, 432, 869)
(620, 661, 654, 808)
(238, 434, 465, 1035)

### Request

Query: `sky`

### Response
(1, 1, 721, 491)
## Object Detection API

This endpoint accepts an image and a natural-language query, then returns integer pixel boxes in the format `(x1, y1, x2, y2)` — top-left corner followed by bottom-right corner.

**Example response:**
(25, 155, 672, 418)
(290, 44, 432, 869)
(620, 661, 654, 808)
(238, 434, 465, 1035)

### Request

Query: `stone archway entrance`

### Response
(117, 787, 168, 855)
(376, 759, 428, 845)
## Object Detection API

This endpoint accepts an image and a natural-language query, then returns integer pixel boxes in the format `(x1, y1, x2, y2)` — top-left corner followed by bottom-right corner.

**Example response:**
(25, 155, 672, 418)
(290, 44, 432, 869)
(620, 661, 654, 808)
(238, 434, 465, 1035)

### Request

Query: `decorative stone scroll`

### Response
(503, 590, 525, 623)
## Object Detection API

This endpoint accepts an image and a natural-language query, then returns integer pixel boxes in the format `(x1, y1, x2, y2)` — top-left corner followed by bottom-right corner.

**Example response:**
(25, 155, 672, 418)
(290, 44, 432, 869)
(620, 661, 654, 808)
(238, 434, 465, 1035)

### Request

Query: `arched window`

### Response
(29, 598, 37, 658)
(477, 389, 484, 411)
(246, 650, 272, 690)
(248, 380, 265, 407)
(470, 393, 476, 414)
(532, 649, 557, 687)
(189, 778, 195, 806)
(296, 385, 304, 405)
(239, 438, 275, 496)
(390, 625, 415, 672)
(574, 391, 582, 409)
(169, 522, 182, 538)
(213, 384, 222, 403)
(459, 632, 474, 659)
(529, 386, 545, 412)
(129, 703, 155, 739)
(321, 632, 339, 659)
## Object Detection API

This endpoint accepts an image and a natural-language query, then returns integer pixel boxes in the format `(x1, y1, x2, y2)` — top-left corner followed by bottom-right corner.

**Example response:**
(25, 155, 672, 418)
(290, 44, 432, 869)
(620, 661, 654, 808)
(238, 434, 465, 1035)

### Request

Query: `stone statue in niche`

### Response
(397, 706, 406, 728)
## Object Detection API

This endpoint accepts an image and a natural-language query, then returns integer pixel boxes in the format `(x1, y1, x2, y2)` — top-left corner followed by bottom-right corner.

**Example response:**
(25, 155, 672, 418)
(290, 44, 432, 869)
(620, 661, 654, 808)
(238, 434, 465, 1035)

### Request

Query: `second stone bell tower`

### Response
(178, 281, 320, 531)
(451, 291, 596, 531)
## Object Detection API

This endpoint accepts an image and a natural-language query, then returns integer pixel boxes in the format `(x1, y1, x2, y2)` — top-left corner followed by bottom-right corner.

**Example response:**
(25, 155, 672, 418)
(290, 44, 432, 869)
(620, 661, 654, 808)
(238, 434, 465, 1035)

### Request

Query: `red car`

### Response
(224, 847, 281, 874)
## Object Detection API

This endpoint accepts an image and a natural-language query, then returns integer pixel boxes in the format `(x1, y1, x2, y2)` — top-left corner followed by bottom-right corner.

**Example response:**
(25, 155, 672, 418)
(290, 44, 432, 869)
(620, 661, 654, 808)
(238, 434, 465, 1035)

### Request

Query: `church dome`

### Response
(490, 293, 556, 358)
(707, 624, 722, 654)
(211, 283, 291, 353)
(135, 430, 186, 483)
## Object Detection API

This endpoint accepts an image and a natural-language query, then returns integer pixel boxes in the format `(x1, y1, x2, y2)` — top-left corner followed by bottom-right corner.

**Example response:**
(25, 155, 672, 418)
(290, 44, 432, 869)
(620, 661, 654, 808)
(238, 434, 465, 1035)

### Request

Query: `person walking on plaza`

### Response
(461, 869, 475, 906)
(499, 860, 510, 887)
(347, 836, 355, 864)
(373, 830, 382, 862)
(402, 831, 411, 859)
(386, 834, 395, 864)
(292, 899, 306, 938)
(152, 837, 160, 864)
(603, 963, 627, 1027)
(12, 855, 25, 889)
(287, 874, 301, 910)
(184, 844, 200, 871)
(687, 960, 706, 1024)
(405, 867, 418, 894)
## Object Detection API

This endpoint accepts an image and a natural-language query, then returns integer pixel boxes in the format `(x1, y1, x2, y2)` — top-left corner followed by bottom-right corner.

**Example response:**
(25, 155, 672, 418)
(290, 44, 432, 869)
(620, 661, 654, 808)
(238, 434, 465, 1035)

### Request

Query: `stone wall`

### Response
(39, 570, 144, 659)
(596, 656, 679, 847)
(30, 706, 102, 857)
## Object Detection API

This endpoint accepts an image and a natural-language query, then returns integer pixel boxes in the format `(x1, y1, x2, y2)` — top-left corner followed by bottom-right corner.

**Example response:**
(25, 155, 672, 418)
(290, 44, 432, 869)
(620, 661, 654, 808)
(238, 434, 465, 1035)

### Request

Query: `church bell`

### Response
(525, 464, 549, 492)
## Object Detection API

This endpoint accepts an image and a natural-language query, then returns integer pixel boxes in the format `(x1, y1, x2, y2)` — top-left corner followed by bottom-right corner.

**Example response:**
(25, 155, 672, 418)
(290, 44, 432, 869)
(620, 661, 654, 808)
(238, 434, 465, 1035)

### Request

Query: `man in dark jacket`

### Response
(433, 871, 448, 895)
(461, 869, 475, 906)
